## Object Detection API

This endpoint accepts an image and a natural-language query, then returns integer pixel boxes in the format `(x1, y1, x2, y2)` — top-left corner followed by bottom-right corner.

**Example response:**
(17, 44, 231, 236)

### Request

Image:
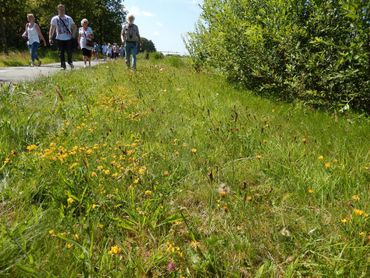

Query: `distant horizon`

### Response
(122, 0, 203, 55)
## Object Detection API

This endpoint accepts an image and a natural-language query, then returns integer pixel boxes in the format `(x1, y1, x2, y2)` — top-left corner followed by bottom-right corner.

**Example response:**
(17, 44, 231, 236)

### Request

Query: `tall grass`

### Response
(0, 58, 369, 277)
(0, 48, 80, 67)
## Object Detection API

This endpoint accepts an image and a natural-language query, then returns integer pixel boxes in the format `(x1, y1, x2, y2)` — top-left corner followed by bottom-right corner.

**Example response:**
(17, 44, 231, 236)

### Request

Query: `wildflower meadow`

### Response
(0, 57, 369, 277)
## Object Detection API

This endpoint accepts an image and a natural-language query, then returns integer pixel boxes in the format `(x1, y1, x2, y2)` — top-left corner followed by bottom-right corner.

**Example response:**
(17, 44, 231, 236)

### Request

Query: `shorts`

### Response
(82, 48, 92, 58)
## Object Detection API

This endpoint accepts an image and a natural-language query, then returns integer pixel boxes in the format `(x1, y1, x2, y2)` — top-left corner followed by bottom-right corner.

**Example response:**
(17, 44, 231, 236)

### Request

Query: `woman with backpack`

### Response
(77, 18, 94, 67)
(22, 14, 47, 67)
(121, 14, 140, 70)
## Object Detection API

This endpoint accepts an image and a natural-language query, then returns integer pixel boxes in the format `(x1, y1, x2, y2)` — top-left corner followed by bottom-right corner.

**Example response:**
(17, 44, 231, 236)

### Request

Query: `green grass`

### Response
(0, 57, 369, 277)
(0, 49, 82, 67)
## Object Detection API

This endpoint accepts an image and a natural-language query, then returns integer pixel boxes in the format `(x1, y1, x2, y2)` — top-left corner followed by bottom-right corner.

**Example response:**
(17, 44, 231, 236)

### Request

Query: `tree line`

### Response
(0, 0, 156, 54)
(186, 0, 370, 112)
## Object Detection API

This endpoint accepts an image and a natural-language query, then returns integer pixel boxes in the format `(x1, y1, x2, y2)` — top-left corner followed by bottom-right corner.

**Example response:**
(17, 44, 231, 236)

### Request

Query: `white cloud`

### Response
(125, 5, 155, 17)
(142, 11, 155, 17)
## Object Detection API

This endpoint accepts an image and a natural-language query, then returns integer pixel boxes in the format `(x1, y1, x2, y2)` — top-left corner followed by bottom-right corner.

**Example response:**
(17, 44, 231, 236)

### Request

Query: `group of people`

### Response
(100, 43, 125, 60)
(23, 4, 140, 70)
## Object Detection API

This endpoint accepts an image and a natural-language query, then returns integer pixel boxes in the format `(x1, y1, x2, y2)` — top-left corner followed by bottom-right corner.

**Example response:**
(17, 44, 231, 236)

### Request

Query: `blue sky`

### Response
(123, 0, 203, 54)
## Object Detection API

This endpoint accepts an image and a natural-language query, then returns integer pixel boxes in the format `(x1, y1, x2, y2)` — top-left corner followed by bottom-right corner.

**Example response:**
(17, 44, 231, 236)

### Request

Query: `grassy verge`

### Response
(0, 49, 61, 67)
(0, 47, 92, 67)
(0, 57, 369, 277)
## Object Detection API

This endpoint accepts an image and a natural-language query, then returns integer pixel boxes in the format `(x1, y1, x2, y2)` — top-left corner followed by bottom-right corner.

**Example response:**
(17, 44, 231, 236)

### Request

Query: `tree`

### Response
(0, 0, 126, 52)
(140, 37, 156, 53)
(0, 0, 29, 52)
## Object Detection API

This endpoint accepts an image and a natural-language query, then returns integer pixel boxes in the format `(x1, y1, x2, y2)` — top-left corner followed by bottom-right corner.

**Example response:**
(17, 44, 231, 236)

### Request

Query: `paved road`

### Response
(0, 60, 104, 83)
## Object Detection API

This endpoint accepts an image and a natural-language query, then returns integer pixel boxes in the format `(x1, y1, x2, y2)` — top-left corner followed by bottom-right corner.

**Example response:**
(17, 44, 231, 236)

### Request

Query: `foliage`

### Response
(140, 37, 156, 53)
(186, 0, 370, 112)
(0, 59, 369, 276)
(1, 0, 126, 52)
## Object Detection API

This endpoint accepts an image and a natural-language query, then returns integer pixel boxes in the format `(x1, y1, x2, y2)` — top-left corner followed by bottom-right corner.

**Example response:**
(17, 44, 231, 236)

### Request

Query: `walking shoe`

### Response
(61, 63, 66, 70)
(69, 63, 74, 69)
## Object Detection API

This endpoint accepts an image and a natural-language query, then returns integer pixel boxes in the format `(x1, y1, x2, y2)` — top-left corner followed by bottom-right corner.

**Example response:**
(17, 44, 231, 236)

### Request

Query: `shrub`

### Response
(151, 52, 165, 60)
(186, 0, 370, 112)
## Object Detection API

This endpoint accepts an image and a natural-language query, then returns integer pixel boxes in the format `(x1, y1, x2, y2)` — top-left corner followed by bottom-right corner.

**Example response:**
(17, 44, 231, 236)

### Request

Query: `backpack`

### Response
(124, 24, 139, 42)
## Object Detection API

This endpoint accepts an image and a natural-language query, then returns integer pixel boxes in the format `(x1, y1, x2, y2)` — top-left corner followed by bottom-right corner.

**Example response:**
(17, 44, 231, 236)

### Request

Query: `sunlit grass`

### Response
(0, 49, 78, 67)
(0, 57, 369, 277)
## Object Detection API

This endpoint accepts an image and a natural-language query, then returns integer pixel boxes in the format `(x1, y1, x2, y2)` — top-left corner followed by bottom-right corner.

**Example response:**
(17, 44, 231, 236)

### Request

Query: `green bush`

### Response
(186, 0, 370, 112)
(151, 51, 165, 60)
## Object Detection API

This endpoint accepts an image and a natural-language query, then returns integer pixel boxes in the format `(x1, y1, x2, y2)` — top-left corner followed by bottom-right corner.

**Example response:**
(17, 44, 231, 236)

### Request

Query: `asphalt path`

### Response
(0, 60, 104, 83)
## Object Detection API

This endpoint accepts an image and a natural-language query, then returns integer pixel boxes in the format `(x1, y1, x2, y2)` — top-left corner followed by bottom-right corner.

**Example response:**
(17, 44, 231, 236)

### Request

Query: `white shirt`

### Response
(51, 15, 75, 40)
(27, 23, 40, 45)
(102, 44, 107, 54)
(79, 27, 93, 50)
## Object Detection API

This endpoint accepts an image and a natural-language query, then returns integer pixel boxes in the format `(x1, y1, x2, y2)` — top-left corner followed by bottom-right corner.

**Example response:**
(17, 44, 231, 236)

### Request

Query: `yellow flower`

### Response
(341, 218, 348, 224)
(26, 144, 37, 152)
(318, 155, 324, 161)
(353, 209, 365, 216)
(333, 159, 338, 164)
(92, 204, 98, 209)
(191, 148, 197, 154)
(245, 195, 253, 201)
(48, 229, 56, 236)
(108, 245, 122, 255)
(97, 166, 104, 171)
(163, 170, 169, 177)
(190, 240, 200, 250)
(112, 173, 119, 178)
(86, 149, 94, 155)
(302, 138, 307, 144)
(50, 142, 57, 148)
(219, 190, 227, 198)
(133, 178, 140, 184)
(324, 162, 331, 169)
(138, 166, 147, 175)
(144, 190, 153, 197)
(69, 162, 78, 170)
(91, 172, 97, 177)
(351, 195, 360, 201)
(97, 223, 104, 229)
(103, 169, 111, 175)
(67, 197, 75, 206)
(308, 188, 314, 194)
(65, 243, 73, 249)
(359, 232, 366, 237)
(256, 154, 262, 160)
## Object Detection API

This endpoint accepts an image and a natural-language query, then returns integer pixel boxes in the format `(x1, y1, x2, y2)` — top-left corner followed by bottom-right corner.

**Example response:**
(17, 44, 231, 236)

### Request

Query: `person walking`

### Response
(106, 43, 113, 60)
(101, 43, 108, 61)
(93, 42, 100, 60)
(77, 18, 94, 68)
(49, 4, 77, 70)
(121, 14, 140, 70)
(23, 14, 47, 67)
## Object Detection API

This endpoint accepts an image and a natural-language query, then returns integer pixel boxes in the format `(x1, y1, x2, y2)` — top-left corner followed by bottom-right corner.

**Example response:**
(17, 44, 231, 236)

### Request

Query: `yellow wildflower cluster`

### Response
(1, 150, 17, 170)
(108, 245, 122, 255)
(26, 144, 38, 152)
(27, 139, 147, 182)
(165, 242, 183, 257)
(353, 209, 368, 217)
